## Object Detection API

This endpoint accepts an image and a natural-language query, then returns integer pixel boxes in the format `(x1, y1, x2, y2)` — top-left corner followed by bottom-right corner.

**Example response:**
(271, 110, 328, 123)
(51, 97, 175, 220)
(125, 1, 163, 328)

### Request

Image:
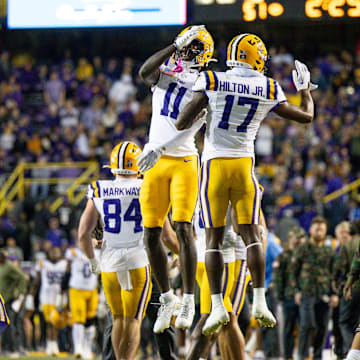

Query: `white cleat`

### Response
(82, 350, 93, 359)
(153, 294, 180, 334)
(45, 342, 52, 356)
(252, 304, 276, 327)
(202, 304, 229, 335)
(175, 298, 195, 329)
(51, 341, 60, 357)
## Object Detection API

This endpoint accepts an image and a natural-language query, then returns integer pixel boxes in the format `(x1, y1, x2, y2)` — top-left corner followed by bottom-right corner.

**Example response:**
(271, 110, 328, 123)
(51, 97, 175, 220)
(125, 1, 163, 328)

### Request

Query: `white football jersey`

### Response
(194, 202, 235, 263)
(193, 68, 287, 161)
(65, 248, 99, 291)
(36, 259, 67, 306)
(87, 177, 148, 272)
(87, 178, 144, 249)
(148, 62, 199, 157)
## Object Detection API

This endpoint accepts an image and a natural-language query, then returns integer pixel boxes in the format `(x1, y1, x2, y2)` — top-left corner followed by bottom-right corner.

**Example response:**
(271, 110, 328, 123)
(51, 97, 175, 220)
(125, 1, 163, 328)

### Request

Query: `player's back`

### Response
(193, 69, 286, 160)
(65, 248, 99, 291)
(88, 178, 143, 249)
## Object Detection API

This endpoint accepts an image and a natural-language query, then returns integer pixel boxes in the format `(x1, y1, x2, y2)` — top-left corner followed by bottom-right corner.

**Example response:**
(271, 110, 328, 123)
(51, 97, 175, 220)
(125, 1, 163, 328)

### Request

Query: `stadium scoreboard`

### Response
(193, 0, 360, 21)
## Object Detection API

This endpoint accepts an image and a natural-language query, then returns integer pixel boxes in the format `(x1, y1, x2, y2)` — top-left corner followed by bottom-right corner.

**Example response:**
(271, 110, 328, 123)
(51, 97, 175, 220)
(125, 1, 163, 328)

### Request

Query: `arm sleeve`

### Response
(192, 72, 207, 92)
(276, 81, 287, 103)
(290, 245, 303, 292)
(161, 119, 206, 152)
(87, 183, 95, 199)
(9, 265, 28, 295)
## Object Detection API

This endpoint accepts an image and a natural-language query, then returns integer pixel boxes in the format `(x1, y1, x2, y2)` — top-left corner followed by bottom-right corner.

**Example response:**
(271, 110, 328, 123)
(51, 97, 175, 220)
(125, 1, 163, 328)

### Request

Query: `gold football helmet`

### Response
(176, 26, 214, 68)
(106, 141, 142, 175)
(227, 33, 268, 73)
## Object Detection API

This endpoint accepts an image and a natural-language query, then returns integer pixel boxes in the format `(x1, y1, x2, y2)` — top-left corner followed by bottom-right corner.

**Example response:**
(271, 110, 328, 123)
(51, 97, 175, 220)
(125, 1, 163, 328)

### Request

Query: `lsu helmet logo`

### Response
(104, 141, 142, 175)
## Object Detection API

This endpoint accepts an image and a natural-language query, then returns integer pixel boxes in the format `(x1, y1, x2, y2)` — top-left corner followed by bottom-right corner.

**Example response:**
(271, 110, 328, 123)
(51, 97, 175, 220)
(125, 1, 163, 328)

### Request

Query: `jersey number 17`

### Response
(218, 95, 259, 133)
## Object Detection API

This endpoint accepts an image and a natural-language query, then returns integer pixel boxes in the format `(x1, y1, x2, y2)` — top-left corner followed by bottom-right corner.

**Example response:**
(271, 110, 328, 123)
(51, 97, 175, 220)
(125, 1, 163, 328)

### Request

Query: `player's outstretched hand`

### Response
(136, 143, 164, 174)
(292, 60, 318, 92)
(174, 25, 205, 51)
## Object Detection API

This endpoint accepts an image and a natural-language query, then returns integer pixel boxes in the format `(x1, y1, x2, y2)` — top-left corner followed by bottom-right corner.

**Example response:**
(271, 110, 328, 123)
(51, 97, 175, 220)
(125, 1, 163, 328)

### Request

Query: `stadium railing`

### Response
(0, 162, 99, 215)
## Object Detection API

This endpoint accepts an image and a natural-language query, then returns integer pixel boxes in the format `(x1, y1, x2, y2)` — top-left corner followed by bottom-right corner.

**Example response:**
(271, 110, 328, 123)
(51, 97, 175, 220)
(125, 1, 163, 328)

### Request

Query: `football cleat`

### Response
(252, 304, 276, 327)
(175, 297, 195, 329)
(202, 304, 230, 335)
(153, 294, 180, 334)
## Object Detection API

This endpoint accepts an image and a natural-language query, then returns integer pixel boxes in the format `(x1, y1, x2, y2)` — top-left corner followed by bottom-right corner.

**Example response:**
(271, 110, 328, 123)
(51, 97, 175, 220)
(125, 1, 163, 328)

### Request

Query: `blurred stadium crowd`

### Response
(0, 38, 360, 359)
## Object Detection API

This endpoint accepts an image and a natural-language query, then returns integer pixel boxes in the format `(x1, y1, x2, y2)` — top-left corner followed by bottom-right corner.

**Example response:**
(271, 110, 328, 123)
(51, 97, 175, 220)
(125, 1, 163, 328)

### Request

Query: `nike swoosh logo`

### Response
(184, 159, 192, 163)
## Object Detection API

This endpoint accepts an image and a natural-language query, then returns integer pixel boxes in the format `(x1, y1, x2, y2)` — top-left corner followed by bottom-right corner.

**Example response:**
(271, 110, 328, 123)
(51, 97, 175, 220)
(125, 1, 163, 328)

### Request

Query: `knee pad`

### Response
(356, 325, 360, 334)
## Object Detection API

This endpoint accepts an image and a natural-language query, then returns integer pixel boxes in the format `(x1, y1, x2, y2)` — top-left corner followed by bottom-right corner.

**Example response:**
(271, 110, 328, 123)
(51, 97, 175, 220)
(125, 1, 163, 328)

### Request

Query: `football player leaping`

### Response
(78, 142, 152, 360)
(136, 25, 214, 333)
(175, 34, 316, 334)
(139, 33, 316, 334)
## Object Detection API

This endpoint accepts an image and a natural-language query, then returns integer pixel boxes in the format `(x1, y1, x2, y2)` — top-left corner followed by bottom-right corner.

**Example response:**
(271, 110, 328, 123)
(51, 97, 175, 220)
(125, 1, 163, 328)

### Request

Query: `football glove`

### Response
(136, 143, 164, 174)
(292, 60, 318, 92)
(174, 25, 205, 51)
(89, 257, 101, 275)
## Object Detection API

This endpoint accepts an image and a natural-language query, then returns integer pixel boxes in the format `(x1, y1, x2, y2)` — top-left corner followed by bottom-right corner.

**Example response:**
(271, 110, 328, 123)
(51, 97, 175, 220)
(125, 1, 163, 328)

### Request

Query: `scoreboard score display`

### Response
(193, 0, 360, 22)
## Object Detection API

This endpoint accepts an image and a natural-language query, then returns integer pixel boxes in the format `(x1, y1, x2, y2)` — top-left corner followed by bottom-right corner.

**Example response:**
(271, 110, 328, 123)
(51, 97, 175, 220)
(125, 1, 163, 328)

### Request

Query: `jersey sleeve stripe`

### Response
(204, 71, 211, 90)
(269, 79, 275, 100)
(266, 78, 270, 99)
(209, 71, 219, 91)
(71, 248, 76, 257)
(274, 80, 278, 100)
(208, 71, 218, 91)
(96, 181, 101, 198)
(91, 182, 98, 198)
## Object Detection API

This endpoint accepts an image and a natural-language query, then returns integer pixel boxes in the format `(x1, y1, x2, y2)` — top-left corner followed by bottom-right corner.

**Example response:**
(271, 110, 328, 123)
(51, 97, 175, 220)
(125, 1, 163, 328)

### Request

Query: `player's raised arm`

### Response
(78, 199, 100, 273)
(273, 60, 315, 123)
(139, 25, 204, 85)
(176, 92, 209, 130)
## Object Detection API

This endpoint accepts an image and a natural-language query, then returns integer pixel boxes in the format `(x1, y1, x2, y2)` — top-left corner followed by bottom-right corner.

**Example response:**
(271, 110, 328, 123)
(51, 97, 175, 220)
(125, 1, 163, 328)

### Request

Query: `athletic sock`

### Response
(161, 289, 174, 302)
(253, 287, 266, 307)
(84, 325, 96, 355)
(73, 323, 85, 355)
(211, 293, 224, 308)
